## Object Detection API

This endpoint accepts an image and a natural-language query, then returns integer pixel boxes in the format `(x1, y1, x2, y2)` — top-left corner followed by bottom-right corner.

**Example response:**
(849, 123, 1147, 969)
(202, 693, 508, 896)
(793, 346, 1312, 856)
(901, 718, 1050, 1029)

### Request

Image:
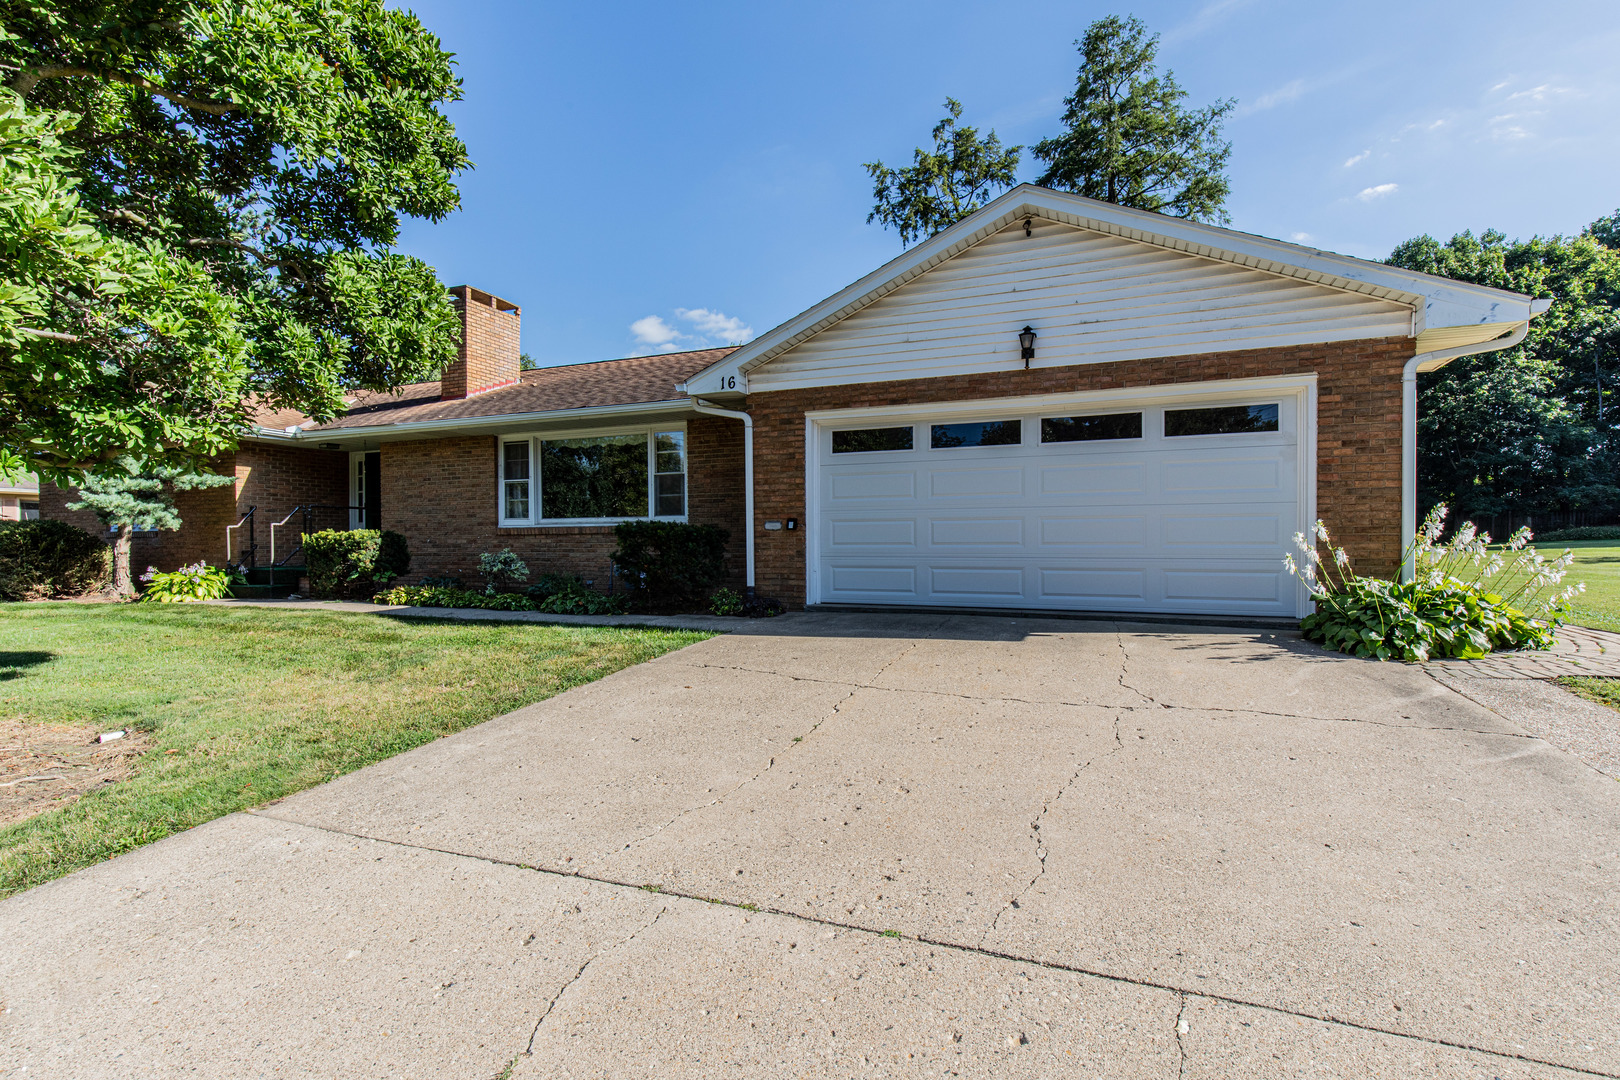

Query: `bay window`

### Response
(499, 426, 686, 524)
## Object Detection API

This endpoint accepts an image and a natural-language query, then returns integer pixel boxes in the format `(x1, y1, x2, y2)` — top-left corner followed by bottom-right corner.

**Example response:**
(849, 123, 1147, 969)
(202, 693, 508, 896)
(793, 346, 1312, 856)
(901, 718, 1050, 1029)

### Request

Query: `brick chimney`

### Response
(442, 285, 521, 400)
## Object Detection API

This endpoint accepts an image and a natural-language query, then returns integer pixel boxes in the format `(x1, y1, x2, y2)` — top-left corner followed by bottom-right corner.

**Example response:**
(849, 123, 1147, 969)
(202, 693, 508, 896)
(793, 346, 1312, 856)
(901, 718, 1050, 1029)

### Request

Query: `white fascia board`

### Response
(683, 185, 1540, 394)
(240, 399, 696, 447)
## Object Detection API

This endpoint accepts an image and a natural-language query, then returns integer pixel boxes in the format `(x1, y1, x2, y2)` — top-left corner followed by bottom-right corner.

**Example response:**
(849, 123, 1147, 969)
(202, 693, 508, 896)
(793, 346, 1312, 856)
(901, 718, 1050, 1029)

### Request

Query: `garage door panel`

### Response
(829, 471, 916, 501)
(1039, 463, 1147, 496)
(828, 518, 917, 548)
(1162, 457, 1285, 493)
(1039, 515, 1149, 549)
(929, 518, 1024, 547)
(828, 565, 918, 596)
(928, 567, 1026, 599)
(1162, 512, 1284, 549)
(928, 467, 1023, 498)
(1162, 568, 1284, 603)
(1039, 568, 1147, 601)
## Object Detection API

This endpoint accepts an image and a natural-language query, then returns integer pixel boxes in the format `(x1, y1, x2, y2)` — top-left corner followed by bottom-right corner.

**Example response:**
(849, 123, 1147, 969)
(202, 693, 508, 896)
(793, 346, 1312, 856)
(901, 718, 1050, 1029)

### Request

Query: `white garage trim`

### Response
(804, 375, 1317, 618)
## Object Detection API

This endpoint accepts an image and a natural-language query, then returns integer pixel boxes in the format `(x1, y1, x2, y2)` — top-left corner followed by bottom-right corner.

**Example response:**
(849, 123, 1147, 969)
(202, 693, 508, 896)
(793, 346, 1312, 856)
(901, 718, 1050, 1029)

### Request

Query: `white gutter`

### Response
(1399, 306, 1547, 580)
(689, 399, 755, 594)
(243, 398, 698, 445)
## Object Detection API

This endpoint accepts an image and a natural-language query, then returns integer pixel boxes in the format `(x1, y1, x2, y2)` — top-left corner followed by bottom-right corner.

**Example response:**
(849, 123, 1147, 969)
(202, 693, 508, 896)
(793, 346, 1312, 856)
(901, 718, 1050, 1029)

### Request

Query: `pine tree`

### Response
(865, 99, 1022, 246)
(67, 460, 234, 597)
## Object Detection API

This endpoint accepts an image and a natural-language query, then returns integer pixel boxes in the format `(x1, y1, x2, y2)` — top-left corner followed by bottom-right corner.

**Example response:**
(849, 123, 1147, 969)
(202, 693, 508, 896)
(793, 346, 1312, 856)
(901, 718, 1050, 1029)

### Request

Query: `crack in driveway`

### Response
(522, 905, 669, 1056)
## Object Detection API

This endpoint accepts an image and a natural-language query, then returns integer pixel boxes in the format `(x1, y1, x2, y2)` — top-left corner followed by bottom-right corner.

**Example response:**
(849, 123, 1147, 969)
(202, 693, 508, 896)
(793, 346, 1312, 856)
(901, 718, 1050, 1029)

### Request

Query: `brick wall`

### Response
(39, 443, 348, 571)
(746, 337, 1415, 606)
(442, 286, 521, 399)
(379, 417, 749, 590)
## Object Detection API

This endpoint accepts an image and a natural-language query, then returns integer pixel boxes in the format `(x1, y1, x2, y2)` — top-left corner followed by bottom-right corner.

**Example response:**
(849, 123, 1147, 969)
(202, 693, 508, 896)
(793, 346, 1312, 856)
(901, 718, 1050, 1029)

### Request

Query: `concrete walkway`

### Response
(2, 613, 1617, 1078)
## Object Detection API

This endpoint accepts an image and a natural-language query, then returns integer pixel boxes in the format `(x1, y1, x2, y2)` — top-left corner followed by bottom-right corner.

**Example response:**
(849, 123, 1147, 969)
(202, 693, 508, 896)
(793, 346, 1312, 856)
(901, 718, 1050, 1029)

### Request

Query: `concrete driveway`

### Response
(2, 612, 1617, 1078)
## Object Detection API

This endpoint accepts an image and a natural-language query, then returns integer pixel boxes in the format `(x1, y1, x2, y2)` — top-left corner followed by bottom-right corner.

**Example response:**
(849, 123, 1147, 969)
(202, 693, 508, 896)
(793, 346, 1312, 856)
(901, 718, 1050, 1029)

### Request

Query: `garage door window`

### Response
(832, 426, 914, 453)
(930, 420, 1021, 449)
(1041, 412, 1143, 443)
(1165, 403, 1279, 437)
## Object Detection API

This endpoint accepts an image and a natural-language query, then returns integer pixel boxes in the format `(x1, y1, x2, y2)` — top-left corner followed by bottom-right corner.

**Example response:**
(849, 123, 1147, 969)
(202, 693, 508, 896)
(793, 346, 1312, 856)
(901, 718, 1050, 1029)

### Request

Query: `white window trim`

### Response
(499, 422, 689, 528)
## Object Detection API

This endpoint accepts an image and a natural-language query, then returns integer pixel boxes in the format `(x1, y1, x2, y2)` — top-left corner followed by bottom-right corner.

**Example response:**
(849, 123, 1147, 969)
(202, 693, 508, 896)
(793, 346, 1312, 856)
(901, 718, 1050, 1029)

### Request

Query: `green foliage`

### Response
(138, 560, 239, 603)
(1387, 221, 1620, 520)
(1287, 507, 1579, 662)
(67, 457, 233, 532)
(865, 98, 1021, 246)
(377, 580, 629, 616)
(708, 587, 743, 616)
(0, 517, 108, 599)
(1536, 526, 1620, 542)
(1033, 15, 1234, 222)
(303, 528, 410, 598)
(477, 547, 529, 593)
(2, 1, 469, 477)
(611, 521, 729, 604)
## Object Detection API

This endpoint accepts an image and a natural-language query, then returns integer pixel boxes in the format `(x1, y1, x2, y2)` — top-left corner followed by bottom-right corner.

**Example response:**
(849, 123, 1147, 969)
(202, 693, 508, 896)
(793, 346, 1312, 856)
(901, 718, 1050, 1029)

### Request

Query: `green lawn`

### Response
(0, 605, 710, 898)
(1555, 541, 1620, 634)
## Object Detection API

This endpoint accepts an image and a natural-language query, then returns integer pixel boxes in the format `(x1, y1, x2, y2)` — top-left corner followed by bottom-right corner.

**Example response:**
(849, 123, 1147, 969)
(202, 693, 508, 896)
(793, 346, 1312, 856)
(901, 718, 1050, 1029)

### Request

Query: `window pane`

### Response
(1041, 413, 1143, 443)
(655, 473, 686, 517)
(503, 441, 530, 480)
(540, 434, 648, 518)
(503, 482, 530, 520)
(832, 426, 913, 453)
(1164, 403, 1279, 437)
(654, 431, 685, 474)
(930, 420, 1021, 449)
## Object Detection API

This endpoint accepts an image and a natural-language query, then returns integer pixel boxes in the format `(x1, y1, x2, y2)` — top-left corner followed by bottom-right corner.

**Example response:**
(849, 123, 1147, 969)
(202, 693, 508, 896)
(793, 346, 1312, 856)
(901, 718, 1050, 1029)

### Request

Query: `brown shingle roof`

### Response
(253, 348, 734, 433)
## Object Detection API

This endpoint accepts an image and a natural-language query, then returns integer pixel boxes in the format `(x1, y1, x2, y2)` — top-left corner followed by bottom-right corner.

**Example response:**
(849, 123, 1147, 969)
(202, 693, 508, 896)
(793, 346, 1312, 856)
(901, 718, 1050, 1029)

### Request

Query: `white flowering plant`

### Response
(1285, 505, 1584, 662)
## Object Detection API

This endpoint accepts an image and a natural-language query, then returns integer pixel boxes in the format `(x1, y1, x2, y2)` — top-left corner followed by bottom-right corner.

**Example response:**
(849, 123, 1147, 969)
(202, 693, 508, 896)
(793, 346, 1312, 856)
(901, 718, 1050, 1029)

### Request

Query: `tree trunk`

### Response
(111, 524, 135, 599)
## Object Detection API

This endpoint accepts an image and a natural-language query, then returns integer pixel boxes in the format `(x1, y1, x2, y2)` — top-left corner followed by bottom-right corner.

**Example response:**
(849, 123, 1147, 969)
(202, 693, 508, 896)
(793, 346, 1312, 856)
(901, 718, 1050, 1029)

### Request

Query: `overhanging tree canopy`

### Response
(864, 98, 1021, 247)
(0, 1, 469, 479)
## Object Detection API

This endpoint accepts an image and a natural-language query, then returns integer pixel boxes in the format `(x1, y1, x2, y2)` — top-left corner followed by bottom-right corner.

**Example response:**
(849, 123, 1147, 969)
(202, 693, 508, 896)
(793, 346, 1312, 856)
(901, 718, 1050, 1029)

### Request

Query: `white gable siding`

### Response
(748, 221, 1412, 392)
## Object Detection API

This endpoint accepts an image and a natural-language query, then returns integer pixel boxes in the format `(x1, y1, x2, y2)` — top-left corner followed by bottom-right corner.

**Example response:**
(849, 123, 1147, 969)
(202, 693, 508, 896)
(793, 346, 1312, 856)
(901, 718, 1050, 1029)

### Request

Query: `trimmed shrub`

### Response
(0, 519, 110, 600)
(611, 521, 728, 604)
(376, 581, 628, 616)
(304, 529, 411, 598)
(477, 548, 529, 593)
(139, 562, 241, 603)
(708, 587, 744, 616)
(1535, 525, 1620, 542)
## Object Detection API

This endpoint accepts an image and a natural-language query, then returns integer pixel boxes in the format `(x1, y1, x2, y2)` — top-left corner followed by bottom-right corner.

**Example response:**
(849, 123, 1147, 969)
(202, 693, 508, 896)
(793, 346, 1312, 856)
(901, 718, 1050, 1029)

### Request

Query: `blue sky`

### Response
(394, 0, 1620, 367)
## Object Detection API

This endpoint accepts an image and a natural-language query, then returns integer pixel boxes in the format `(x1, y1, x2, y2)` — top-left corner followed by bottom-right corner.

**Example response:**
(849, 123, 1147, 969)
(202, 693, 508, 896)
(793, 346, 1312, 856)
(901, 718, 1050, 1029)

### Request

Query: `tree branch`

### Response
(13, 65, 237, 115)
(19, 327, 82, 343)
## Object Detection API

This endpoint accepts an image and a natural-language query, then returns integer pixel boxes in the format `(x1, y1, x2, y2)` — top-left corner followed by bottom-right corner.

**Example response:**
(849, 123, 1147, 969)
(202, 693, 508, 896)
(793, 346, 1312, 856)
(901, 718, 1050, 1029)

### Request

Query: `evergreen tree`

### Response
(67, 459, 234, 597)
(865, 98, 1021, 246)
(1033, 15, 1234, 222)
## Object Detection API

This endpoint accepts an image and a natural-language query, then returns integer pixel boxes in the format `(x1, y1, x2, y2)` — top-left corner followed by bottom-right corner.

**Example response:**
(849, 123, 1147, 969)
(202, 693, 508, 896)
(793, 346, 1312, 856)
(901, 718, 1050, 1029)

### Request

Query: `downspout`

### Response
(1400, 317, 1538, 580)
(690, 399, 755, 595)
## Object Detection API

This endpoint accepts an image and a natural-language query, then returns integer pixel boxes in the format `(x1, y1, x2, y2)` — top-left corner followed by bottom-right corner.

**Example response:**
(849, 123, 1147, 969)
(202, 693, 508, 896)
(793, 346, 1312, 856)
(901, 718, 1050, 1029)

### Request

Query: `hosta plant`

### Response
(139, 562, 243, 603)
(1287, 506, 1583, 662)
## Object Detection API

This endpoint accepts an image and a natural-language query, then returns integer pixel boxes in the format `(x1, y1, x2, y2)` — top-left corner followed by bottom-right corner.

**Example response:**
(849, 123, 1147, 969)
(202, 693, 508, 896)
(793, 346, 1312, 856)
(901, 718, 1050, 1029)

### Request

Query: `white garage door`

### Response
(810, 387, 1310, 617)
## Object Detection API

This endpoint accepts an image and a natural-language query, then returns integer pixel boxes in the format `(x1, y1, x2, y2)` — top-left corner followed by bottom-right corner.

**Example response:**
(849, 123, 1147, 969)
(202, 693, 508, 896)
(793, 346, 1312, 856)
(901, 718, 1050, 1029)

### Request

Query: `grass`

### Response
(1559, 677, 1620, 711)
(1553, 541, 1620, 634)
(0, 604, 710, 898)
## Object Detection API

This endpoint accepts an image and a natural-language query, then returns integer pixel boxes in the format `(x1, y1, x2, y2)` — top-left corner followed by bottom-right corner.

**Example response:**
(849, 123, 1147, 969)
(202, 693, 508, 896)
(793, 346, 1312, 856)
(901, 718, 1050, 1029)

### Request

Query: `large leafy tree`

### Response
(66, 457, 234, 596)
(1033, 15, 1234, 223)
(1387, 219, 1620, 521)
(864, 98, 1021, 247)
(0, 1, 469, 480)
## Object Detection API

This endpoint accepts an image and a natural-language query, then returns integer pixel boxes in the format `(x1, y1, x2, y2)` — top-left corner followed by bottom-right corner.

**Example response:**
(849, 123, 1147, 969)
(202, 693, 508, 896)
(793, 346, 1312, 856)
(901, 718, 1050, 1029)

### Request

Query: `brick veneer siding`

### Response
(746, 336, 1416, 607)
(378, 413, 748, 589)
(442, 287, 521, 400)
(38, 443, 348, 572)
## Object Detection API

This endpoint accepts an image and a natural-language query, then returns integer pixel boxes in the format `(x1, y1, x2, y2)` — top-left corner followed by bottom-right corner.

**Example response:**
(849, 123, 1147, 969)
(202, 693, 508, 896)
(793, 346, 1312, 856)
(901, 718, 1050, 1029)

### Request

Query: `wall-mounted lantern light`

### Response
(1018, 325, 1037, 367)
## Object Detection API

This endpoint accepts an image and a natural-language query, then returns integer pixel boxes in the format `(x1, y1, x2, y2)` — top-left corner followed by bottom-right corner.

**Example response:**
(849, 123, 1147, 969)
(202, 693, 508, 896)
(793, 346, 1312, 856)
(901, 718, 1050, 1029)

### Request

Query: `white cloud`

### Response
(1290, 231, 1313, 244)
(630, 315, 680, 346)
(1356, 183, 1398, 202)
(675, 307, 753, 344)
(1506, 84, 1571, 103)
(1246, 79, 1305, 114)
(1163, 0, 1258, 44)
(1342, 149, 1370, 168)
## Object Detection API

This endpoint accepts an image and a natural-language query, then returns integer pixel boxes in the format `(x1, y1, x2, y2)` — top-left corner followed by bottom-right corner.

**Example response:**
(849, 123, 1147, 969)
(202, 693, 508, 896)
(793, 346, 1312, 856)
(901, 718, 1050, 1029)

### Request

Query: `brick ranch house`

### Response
(44, 186, 1546, 617)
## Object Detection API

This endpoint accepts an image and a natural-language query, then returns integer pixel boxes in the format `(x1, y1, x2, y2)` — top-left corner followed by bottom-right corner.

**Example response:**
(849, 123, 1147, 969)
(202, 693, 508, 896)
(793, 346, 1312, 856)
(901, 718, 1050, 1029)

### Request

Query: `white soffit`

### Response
(684, 185, 1539, 395)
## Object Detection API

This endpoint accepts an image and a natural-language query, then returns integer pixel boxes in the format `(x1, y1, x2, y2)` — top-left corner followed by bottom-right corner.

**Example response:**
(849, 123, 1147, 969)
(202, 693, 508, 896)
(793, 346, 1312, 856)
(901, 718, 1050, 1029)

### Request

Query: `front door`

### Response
(352, 451, 381, 530)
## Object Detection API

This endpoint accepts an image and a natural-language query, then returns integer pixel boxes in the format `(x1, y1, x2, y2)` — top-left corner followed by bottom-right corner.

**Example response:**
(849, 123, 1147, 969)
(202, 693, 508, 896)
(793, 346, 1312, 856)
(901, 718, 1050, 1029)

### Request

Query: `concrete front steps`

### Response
(228, 565, 304, 600)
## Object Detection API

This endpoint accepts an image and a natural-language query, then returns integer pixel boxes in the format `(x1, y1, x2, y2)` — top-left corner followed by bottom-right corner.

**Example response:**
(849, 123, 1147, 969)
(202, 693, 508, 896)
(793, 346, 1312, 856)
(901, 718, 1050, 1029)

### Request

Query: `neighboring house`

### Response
(1, 473, 39, 521)
(42, 186, 1547, 617)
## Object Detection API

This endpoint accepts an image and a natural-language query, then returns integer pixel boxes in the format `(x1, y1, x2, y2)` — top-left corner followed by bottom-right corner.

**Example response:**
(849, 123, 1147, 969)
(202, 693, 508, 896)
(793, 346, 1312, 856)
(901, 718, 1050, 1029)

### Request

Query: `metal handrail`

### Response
(225, 505, 258, 567)
(269, 508, 303, 567)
